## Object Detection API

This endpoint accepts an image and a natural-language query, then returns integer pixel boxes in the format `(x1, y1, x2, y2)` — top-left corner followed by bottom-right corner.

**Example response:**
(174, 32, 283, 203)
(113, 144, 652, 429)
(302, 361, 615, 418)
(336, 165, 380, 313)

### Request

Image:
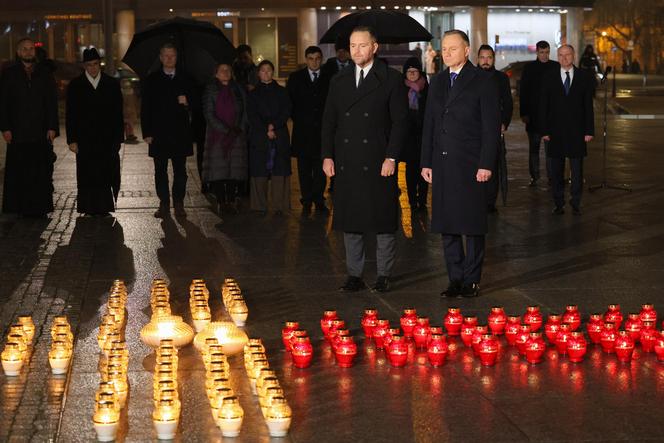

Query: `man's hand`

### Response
(177, 95, 188, 106)
(2, 131, 11, 143)
(47, 130, 56, 142)
(68, 143, 78, 154)
(501, 124, 506, 134)
(421, 168, 432, 183)
(381, 159, 396, 177)
(521, 116, 530, 125)
(144, 137, 153, 144)
(584, 135, 594, 142)
(542, 135, 550, 141)
(476, 169, 492, 182)
(323, 158, 335, 177)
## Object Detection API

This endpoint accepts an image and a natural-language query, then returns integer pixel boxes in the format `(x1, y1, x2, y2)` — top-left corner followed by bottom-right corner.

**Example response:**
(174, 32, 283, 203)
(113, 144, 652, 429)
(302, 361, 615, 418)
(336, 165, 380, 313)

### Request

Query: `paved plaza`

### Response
(1, 91, 664, 442)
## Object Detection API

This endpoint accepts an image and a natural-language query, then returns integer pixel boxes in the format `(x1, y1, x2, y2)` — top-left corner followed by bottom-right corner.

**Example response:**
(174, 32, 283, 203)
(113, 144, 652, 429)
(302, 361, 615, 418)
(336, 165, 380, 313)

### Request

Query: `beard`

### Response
(20, 56, 36, 64)
(480, 63, 493, 70)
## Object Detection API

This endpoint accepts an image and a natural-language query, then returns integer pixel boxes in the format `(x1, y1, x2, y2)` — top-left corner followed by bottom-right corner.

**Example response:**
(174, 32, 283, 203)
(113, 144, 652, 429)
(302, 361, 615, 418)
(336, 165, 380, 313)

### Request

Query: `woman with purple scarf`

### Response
(202, 62, 249, 215)
(402, 56, 429, 212)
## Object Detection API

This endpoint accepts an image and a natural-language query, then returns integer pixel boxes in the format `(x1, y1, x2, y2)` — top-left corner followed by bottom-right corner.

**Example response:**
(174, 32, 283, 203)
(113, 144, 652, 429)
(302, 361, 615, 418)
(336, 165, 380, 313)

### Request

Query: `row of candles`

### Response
(1, 316, 36, 376)
(152, 339, 181, 440)
(281, 303, 664, 369)
(222, 278, 249, 328)
(93, 280, 130, 442)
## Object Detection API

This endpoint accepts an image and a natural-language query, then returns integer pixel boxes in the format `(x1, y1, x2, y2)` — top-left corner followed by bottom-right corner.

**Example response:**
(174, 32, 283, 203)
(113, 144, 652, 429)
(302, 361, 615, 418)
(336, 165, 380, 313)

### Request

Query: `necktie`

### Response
(564, 71, 571, 95)
(450, 72, 458, 88)
(358, 69, 364, 88)
(312, 72, 318, 82)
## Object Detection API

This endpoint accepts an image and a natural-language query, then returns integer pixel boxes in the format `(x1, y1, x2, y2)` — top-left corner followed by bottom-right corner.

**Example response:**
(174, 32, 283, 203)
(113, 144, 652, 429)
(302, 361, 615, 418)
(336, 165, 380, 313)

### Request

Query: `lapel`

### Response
(342, 59, 384, 111)
(445, 61, 477, 107)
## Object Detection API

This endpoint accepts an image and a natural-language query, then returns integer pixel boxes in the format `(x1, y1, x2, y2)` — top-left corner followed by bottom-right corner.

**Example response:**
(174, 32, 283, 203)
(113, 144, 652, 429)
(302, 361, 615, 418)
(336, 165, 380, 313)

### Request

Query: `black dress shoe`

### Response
(371, 276, 390, 293)
(440, 281, 463, 298)
(552, 206, 565, 215)
(461, 283, 481, 298)
(338, 276, 366, 292)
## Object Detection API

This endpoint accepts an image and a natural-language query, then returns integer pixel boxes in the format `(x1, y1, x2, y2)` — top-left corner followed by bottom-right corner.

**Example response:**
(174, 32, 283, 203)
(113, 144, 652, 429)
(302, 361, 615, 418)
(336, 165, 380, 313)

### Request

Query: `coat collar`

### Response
(444, 61, 477, 107)
(338, 58, 388, 111)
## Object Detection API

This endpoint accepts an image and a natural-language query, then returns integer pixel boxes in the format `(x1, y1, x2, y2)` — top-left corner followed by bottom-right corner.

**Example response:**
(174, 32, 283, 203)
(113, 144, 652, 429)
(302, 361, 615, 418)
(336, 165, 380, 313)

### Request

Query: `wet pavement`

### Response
(1, 107, 664, 443)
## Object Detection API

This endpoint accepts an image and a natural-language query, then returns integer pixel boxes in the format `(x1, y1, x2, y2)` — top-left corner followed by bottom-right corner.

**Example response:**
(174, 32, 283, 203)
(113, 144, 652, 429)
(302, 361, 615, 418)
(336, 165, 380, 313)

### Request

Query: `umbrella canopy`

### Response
(122, 16, 236, 85)
(319, 11, 432, 45)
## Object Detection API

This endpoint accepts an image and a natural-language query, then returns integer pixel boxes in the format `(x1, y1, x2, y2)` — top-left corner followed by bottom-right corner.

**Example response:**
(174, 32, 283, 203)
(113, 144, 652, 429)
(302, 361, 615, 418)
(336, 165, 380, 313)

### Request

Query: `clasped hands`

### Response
(421, 168, 492, 183)
(322, 158, 396, 177)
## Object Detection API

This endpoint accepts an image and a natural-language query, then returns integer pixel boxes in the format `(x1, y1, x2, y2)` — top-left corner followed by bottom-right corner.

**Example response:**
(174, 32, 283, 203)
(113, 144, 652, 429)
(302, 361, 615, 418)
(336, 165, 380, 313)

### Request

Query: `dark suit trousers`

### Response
(405, 160, 428, 208)
(154, 156, 187, 204)
(344, 232, 396, 278)
(442, 234, 485, 285)
(297, 156, 326, 205)
(528, 131, 552, 181)
(551, 157, 583, 208)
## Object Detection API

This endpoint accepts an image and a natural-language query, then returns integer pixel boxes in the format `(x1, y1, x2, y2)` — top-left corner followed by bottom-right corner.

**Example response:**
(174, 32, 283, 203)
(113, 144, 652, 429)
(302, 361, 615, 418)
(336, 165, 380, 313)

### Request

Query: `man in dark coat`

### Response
(478, 44, 513, 213)
(540, 44, 595, 216)
(0, 37, 59, 217)
(322, 26, 408, 293)
(287, 46, 330, 213)
(321, 37, 353, 78)
(233, 44, 258, 92)
(141, 43, 197, 218)
(66, 48, 124, 216)
(519, 40, 559, 187)
(421, 30, 501, 298)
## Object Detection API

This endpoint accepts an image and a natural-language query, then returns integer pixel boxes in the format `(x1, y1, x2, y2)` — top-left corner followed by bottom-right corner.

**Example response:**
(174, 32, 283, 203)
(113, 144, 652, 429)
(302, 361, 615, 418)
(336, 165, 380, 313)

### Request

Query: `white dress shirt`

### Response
(308, 69, 320, 82)
(561, 66, 575, 85)
(355, 61, 373, 87)
(85, 71, 100, 89)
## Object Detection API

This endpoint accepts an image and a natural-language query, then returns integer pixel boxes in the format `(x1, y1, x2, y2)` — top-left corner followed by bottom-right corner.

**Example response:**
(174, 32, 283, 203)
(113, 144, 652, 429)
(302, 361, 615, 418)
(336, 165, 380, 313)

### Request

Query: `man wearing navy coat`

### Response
(421, 30, 501, 298)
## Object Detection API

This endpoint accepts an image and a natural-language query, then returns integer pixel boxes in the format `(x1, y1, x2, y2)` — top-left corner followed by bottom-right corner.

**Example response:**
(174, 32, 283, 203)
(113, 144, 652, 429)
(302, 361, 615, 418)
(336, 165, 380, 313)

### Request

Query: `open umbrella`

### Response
(320, 10, 432, 45)
(499, 134, 508, 206)
(122, 16, 236, 84)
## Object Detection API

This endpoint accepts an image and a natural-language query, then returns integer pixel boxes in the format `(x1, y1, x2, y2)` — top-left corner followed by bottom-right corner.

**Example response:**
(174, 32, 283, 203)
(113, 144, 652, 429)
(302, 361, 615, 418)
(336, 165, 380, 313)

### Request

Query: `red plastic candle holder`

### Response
(639, 303, 657, 324)
(567, 332, 588, 363)
(372, 319, 390, 349)
(523, 306, 543, 332)
(488, 307, 507, 336)
(361, 309, 378, 338)
(412, 317, 431, 349)
(427, 334, 448, 367)
(614, 331, 635, 363)
(282, 321, 300, 350)
(460, 316, 478, 347)
(604, 304, 623, 329)
(555, 324, 572, 356)
(653, 331, 664, 362)
(400, 309, 418, 338)
(478, 334, 499, 366)
(332, 329, 351, 352)
(515, 325, 531, 355)
(600, 322, 617, 353)
(544, 314, 562, 344)
(334, 336, 358, 368)
(291, 336, 313, 368)
(505, 316, 521, 346)
(444, 308, 464, 336)
(320, 310, 338, 337)
(562, 305, 581, 332)
(387, 336, 409, 367)
(471, 325, 489, 356)
(524, 332, 546, 364)
(640, 322, 657, 352)
(624, 314, 643, 342)
(586, 314, 604, 344)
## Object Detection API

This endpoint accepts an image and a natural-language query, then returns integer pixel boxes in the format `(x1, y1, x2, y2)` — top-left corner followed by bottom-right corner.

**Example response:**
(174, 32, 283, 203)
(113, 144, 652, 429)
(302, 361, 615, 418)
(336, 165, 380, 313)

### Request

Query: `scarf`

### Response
(404, 76, 426, 110)
(211, 83, 238, 158)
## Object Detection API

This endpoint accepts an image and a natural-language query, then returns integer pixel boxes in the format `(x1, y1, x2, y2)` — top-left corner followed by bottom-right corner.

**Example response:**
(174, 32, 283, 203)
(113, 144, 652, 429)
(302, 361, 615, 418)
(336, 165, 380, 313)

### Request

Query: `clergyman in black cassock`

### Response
(66, 48, 124, 216)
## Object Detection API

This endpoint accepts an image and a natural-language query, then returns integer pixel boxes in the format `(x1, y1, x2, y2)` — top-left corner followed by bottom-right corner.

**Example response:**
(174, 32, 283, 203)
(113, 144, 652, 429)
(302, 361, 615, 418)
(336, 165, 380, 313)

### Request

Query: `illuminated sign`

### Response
(191, 11, 239, 18)
(44, 14, 93, 20)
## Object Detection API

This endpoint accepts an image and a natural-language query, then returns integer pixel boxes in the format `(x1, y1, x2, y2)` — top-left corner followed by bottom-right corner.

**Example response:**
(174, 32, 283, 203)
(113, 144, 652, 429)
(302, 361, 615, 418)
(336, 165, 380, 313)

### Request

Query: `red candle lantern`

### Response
(555, 324, 572, 355)
(281, 321, 300, 350)
(471, 325, 489, 356)
(372, 319, 390, 349)
(515, 325, 531, 355)
(614, 331, 635, 363)
(427, 326, 443, 346)
(289, 329, 308, 352)
(460, 316, 478, 347)
(400, 309, 418, 338)
(427, 334, 448, 367)
(291, 336, 313, 368)
(361, 309, 378, 338)
(562, 305, 581, 332)
(639, 303, 657, 324)
(544, 314, 562, 344)
(332, 329, 351, 352)
(567, 332, 588, 363)
(523, 306, 543, 332)
(604, 304, 623, 329)
(653, 331, 664, 362)
(387, 335, 409, 367)
(586, 314, 604, 344)
(443, 308, 464, 336)
(320, 310, 338, 337)
(600, 322, 617, 353)
(640, 322, 658, 352)
(487, 307, 507, 336)
(382, 328, 400, 355)
(505, 316, 521, 346)
(478, 334, 499, 366)
(327, 320, 346, 344)
(624, 314, 643, 342)
(412, 317, 431, 349)
(334, 336, 357, 368)
(524, 332, 546, 364)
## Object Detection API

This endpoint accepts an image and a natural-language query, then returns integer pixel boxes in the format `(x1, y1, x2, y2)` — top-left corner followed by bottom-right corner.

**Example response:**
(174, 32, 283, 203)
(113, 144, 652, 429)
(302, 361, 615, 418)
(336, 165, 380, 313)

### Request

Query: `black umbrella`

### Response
(498, 134, 508, 206)
(319, 11, 432, 45)
(122, 16, 236, 84)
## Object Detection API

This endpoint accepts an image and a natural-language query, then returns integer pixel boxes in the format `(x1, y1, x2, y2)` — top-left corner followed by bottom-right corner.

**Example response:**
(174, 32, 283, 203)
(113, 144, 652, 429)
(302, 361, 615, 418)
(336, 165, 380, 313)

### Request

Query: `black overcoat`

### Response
(421, 62, 501, 235)
(287, 67, 330, 158)
(321, 60, 408, 233)
(401, 81, 428, 164)
(539, 66, 595, 158)
(519, 59, 559, 133)
(66, 72, 124, 213)
(246, 81, 292, 177)
(140, 70, 196, 158)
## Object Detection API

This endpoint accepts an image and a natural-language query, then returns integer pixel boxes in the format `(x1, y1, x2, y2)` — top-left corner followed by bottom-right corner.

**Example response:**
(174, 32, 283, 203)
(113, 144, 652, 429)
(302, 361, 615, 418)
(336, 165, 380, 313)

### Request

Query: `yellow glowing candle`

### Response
(216, 395, 244, 437)
(17, 316, 35, 342)
(264, 396, 292, 437)
(93, 400, 120, 442)
(1, 342, 23, 376)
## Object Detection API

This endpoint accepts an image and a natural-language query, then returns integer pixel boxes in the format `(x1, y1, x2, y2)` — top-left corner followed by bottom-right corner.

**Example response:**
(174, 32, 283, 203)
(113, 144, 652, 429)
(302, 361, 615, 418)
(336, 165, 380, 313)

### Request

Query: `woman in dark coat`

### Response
(202, 62, 248, 214)
(401, 57, 429, 212)
(246, 60, 292, 214)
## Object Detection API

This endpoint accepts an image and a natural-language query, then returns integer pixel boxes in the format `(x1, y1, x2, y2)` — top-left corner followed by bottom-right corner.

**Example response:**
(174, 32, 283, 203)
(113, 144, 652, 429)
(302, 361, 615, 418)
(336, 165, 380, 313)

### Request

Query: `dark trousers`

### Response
(528, 131, 551, 181)
(344, 232, 396, 278)
(442, 234, 486, 285)
(405, 160, 428, 208)
(297, 156, 326, 205)
(154, 156, 187, 205)
(550, 157, 584, 208)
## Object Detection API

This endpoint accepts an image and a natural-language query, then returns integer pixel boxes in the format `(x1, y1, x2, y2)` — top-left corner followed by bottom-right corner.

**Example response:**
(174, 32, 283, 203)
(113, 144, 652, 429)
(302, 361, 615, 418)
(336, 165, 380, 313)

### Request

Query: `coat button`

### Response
(363, 166, 368, 171)
(340, 166, 344, 171)
(444, 109, 449, 114)
(345, 112, 350, 117)
(344, 138, 349, 143)
(364, 112, 369, 117)
(442, 129, 447, 134)
(363, 139, 368, 143)
(442, 151, 448, 155)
